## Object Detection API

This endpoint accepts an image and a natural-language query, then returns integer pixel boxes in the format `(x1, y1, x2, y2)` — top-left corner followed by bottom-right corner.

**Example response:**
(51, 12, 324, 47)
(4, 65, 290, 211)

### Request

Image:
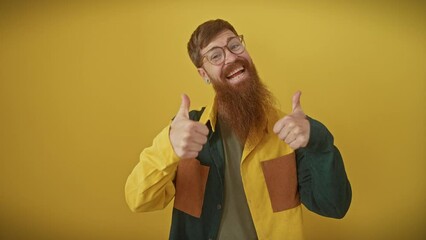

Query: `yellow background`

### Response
(1, 1, 425, 239)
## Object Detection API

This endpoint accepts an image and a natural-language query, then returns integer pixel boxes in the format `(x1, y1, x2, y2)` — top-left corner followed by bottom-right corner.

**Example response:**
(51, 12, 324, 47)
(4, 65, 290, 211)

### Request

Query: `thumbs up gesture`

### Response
(273, 91, 310, 150)
(170, 94, 209, 159)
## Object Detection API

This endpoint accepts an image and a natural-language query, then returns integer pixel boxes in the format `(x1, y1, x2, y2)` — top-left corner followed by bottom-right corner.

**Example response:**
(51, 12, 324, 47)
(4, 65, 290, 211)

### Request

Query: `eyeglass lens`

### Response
(206, 37, 244, 65)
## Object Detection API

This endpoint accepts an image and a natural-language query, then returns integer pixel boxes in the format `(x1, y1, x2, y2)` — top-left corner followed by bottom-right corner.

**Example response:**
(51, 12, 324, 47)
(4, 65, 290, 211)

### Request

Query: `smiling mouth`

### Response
(226, 66, 245, 80)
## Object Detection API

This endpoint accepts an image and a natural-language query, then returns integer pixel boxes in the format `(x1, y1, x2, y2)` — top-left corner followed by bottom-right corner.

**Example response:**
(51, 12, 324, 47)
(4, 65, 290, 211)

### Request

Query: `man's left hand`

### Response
(273, 91, 310, 150)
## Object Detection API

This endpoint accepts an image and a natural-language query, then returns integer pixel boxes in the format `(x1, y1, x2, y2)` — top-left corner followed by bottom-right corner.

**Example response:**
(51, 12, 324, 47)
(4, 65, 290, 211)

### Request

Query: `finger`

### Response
(289, 140, 301, 150)
(274, 114, 295, 134)
(273, 116, 291, 134)
(273, 119, 284, 134)
(278, 124, 294, 140)
(292, 91, 302, 113)
(184, 142, 204, 152)
(176, 94, 190, 119)
(284, 131, 297, 145)
(182, 122, 209, 137)
(181, 128, 208, 145)
(194, 123, 209, 136)
(191, 132, 208, 145)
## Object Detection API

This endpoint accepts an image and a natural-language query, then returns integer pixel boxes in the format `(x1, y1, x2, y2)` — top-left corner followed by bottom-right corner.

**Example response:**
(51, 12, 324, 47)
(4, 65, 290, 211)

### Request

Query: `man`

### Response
(125, 19, 351, 240)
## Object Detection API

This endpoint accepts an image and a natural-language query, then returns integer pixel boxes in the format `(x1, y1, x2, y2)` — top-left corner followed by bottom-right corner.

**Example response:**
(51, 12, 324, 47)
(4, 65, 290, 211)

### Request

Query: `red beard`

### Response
(211, 58, 275, 143)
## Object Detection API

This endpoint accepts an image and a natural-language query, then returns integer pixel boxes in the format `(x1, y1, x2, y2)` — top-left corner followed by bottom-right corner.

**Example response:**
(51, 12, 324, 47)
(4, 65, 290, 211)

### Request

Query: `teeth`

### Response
(227, 67, 244, 78)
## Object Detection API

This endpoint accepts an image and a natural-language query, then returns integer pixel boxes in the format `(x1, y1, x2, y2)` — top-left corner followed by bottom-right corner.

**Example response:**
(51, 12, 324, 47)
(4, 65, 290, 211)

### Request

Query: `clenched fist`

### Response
(273, 91, 310, 150)
(170, 94, 209, 159)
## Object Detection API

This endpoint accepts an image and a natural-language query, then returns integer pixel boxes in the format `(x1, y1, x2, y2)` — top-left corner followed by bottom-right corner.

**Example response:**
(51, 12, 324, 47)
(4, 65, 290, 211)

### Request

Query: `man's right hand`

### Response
(170, 94, 209, 159)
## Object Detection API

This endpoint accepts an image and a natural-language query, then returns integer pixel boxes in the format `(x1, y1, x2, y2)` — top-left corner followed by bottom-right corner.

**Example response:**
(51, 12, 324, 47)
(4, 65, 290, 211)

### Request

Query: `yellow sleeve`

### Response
(125, 125, 180, 212)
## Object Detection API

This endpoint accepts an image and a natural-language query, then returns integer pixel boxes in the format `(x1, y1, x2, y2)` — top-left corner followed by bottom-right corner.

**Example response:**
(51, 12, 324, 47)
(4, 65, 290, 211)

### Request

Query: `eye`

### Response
(211, 53, 220, 60)
(229, 41, 242, 52)
(208, 50, 223, 62)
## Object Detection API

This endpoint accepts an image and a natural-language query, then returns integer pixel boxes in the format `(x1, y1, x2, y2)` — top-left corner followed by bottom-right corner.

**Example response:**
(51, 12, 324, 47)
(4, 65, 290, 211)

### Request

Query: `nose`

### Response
(223, 48, 238, 65)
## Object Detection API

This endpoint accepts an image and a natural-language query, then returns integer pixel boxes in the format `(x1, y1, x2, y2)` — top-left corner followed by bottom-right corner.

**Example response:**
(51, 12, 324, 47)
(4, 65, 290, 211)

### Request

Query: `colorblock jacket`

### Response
(125, 102, 352, 240)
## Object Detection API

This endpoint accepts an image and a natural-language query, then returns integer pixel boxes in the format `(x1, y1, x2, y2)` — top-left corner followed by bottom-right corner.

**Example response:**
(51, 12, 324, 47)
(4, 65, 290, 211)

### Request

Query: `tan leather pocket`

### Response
(261, 152, 300, 212)
(174, 159, 210, 218)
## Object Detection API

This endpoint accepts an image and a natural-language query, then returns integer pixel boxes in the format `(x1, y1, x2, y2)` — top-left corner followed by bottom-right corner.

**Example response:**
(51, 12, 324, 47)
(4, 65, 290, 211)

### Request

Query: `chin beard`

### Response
(212, 59, 275, 143)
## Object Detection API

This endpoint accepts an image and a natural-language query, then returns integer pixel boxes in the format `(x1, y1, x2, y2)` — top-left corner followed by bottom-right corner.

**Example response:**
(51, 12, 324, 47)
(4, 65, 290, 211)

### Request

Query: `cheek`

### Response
(242, 53, 253, 64)
(206, 66, 223, 79)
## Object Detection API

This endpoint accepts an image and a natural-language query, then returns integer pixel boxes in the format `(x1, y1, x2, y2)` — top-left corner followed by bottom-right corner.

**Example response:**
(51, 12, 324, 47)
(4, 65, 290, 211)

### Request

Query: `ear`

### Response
(197, 68, 210, 83)
(197, 68, 208, 79)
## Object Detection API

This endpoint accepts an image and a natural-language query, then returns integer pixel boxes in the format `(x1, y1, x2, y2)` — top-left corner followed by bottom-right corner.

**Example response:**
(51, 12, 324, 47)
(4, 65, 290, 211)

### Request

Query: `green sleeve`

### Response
(296, 116, 352, 219)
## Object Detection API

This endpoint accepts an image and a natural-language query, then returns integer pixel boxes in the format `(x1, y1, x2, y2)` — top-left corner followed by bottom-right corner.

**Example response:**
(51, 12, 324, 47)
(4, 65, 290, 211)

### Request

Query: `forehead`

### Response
(201, 30, 238, 55)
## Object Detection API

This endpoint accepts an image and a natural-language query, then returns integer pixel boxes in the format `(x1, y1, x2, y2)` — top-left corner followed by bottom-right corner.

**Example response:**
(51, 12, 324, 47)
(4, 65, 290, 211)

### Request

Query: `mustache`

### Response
(221, 58, 251, 79)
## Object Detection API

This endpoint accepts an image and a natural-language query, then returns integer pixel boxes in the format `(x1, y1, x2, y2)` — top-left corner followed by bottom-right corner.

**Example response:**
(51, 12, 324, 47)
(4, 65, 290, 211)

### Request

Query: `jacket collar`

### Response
(199, 100, 218, 132)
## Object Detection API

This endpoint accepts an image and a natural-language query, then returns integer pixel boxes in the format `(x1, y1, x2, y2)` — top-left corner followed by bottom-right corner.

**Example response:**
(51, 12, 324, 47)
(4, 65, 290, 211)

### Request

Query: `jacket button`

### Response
(217, 204, 222, 210)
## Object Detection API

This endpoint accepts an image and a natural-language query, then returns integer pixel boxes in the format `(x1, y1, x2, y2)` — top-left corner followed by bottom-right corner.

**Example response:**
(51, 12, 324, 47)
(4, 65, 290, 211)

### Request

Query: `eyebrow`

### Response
(203, 36, 237, 54)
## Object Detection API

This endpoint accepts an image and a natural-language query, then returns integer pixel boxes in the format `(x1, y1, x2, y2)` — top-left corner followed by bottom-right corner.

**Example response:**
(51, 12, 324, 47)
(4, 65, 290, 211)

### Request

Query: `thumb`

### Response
(292, 91, 303, 113)
(176, 94, 190, 118)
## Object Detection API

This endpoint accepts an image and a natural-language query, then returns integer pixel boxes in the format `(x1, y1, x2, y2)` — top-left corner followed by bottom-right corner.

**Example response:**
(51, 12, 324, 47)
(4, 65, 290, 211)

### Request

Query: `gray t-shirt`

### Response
(217, 120, 258, 240)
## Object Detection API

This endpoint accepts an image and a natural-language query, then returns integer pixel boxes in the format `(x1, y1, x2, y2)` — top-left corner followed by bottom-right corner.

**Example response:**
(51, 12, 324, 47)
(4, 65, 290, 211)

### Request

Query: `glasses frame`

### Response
(200, 35, 245, 66)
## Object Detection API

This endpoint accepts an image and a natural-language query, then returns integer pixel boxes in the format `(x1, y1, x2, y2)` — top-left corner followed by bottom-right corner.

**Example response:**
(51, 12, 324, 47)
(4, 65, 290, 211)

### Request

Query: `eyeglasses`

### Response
(201, 35, 245, 66)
